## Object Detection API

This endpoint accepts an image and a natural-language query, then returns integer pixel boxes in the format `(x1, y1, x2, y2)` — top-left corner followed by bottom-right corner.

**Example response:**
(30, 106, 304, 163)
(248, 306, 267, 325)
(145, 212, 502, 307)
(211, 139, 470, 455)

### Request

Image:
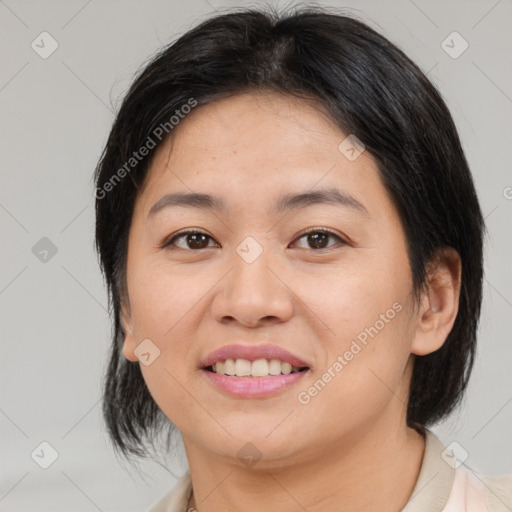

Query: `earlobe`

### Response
(120, 303, 139, 362)
(411, 247, 462, 356)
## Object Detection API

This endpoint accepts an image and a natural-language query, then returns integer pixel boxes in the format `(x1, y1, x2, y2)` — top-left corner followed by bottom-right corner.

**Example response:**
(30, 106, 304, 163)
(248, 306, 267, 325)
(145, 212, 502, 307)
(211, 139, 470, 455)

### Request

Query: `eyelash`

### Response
(160, 227, 347, 252)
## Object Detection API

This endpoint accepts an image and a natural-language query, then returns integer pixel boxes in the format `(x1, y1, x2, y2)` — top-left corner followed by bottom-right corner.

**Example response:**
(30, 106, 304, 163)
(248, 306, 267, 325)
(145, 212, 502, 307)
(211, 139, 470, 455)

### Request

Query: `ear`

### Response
(411, 247, 462, 356)
(120, 301, 138, 362)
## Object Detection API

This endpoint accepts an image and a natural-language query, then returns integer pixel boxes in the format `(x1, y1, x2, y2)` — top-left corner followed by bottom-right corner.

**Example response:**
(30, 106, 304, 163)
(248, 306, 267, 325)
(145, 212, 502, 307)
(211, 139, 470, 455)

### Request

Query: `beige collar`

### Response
(402, 429, 455, 511)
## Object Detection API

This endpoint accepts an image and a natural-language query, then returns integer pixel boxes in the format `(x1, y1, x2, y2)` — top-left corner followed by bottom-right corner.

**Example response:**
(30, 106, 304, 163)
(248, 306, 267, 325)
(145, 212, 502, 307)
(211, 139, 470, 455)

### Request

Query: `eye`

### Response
(161, 229, 218, 250)
(291, 228, 346, 251)
(161, 227, 346, 252)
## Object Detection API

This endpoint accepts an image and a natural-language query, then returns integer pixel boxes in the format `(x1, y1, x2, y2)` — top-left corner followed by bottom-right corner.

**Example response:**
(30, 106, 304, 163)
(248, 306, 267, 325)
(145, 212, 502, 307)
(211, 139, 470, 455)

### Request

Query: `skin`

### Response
(121, 91, 461, 511)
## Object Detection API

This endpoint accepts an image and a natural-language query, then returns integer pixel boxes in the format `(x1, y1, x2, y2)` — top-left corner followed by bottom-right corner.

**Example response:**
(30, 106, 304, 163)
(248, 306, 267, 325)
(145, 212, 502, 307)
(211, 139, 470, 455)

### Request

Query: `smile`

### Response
(200, 343, 311, 398)
(207, 358, 307, 377)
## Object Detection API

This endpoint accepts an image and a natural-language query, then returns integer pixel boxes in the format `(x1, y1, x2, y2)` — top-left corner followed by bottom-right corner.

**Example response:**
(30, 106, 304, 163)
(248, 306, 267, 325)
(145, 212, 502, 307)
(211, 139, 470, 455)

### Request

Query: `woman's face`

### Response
(121, 91, 422, 467)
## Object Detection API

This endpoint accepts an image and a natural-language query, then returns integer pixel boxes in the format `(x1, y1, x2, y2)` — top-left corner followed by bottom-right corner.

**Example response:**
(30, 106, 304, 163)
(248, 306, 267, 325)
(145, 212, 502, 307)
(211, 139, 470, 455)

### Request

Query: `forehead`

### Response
(161, 92, 348, 167)
(137, 91, 387, 218)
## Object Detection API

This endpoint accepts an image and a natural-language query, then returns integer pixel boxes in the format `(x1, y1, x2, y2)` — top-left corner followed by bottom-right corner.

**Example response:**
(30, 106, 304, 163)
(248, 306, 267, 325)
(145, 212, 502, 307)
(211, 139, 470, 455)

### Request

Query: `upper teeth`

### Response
(212, 358, 303, 377)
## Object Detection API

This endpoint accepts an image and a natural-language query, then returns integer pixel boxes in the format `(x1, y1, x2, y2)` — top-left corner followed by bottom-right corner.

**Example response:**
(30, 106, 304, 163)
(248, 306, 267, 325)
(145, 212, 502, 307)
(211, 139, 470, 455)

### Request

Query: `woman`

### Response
(94, 7, 512, 511)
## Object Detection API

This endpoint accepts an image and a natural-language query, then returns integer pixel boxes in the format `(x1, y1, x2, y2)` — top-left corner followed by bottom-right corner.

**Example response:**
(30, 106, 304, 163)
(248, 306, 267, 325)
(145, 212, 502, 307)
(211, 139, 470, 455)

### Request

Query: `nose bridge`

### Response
(211, 235, 294, 327)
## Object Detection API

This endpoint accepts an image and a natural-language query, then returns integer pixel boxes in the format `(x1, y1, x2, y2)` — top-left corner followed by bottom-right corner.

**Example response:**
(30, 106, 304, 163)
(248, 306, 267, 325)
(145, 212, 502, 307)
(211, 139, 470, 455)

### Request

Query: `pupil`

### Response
(188, 233, 208, 249)
(309, 232, 328, 249)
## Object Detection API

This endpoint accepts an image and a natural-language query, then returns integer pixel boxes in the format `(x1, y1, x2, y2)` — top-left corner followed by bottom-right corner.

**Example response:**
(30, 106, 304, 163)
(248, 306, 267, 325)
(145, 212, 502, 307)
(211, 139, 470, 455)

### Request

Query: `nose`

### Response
(210, 248, 294, 328)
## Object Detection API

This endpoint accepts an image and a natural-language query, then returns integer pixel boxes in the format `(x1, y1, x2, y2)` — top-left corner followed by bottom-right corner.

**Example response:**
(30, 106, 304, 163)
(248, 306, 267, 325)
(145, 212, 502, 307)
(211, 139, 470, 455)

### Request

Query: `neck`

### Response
(184, 422, 425, 512)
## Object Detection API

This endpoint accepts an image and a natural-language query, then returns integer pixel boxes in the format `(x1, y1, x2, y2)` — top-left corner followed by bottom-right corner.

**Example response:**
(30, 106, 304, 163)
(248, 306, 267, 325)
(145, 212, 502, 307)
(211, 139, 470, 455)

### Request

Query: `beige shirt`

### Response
(147, 430, 512, 511)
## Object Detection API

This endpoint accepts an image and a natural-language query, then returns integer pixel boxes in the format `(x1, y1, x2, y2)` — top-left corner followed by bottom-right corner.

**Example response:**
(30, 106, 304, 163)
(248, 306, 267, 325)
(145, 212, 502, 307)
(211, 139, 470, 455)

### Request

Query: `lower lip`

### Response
(202, 369, 308, 398)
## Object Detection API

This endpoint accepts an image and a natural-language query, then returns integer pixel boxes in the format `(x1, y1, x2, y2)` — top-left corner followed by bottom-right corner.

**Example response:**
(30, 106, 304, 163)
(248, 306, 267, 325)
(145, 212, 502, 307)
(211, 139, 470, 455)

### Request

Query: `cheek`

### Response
(125, 262, 200, 403)
(128, 258, 209, 338)
(297, 298, 412, 439)
(302, 255, 413, 398)
(305, 256, 410, 342)
(129, 262, 207, 429)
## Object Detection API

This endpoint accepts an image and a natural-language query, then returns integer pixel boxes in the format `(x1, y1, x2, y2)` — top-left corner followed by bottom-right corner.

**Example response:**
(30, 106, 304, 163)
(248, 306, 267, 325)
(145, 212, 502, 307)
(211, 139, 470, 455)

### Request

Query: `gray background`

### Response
(1, 0, 511, 510)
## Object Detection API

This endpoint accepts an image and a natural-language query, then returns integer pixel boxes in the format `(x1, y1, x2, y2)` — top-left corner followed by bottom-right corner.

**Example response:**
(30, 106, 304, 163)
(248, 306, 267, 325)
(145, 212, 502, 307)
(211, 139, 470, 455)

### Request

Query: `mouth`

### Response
(204, 358, 309, 377)
(200, 343, 311, 375)
(200, 344, 311, 398)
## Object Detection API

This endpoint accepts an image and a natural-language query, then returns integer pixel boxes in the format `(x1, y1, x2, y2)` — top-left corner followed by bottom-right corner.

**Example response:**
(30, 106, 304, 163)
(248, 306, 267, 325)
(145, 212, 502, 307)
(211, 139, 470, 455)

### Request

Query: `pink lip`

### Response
(200, 343, 310, 369)
(202, 369, 309, 398)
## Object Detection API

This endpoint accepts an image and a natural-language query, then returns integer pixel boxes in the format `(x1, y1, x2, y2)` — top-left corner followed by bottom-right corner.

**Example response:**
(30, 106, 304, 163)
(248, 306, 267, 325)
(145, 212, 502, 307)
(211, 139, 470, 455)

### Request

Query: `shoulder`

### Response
(480, 473, 512, 511)
(402, 429, 511, 511)
(428, 432, 512, 511)
(146, 470, 192, 512)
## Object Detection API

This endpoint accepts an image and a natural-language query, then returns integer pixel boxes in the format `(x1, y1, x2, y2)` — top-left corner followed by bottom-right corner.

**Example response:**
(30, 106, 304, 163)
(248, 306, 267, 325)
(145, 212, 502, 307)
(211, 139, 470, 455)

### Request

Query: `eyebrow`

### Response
(148, 187, 369, 217)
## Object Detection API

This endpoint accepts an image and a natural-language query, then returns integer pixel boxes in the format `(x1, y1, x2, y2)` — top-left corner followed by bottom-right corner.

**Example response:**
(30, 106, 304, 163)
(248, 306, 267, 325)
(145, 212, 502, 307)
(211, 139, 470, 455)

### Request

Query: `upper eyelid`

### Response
(161, 229, 217, 249)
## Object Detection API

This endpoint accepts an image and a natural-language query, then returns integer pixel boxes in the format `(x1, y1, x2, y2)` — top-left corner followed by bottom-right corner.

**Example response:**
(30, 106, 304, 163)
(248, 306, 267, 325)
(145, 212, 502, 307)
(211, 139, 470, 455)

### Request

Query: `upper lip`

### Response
(201, 344, 310, 369)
